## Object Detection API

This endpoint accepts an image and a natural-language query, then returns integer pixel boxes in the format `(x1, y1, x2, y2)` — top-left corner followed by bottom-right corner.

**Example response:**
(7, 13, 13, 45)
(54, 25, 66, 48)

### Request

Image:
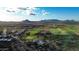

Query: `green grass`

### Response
(21, 25, 79, 41)
(49, 28, 68, 35)
(29, 28, 41, 35)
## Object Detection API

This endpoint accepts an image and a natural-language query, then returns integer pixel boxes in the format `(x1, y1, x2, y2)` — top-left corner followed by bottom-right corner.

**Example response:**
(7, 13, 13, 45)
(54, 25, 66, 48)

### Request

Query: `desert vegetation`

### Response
(0, 20, 79, 51)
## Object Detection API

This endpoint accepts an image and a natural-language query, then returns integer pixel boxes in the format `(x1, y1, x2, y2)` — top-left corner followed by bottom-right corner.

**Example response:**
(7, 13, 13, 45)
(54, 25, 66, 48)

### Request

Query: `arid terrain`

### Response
(0, 19, 79, 51)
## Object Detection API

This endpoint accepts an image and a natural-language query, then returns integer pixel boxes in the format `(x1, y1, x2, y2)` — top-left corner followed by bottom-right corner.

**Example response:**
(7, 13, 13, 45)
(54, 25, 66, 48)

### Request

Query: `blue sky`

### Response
(44, 7, 79, 20)
(0, 7, 79, 21)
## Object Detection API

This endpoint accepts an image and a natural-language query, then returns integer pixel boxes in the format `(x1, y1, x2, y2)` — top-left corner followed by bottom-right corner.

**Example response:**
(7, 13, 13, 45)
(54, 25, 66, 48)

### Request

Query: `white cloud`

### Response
(0, 6, 49, 21)
(19, 7, 37, 16)
(41, 10, 49, 16)
(0, 7, 38, 21)
(6, 7, 37, 15)
(26, 10, 31, 15)
(0, 10, 23, 21)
